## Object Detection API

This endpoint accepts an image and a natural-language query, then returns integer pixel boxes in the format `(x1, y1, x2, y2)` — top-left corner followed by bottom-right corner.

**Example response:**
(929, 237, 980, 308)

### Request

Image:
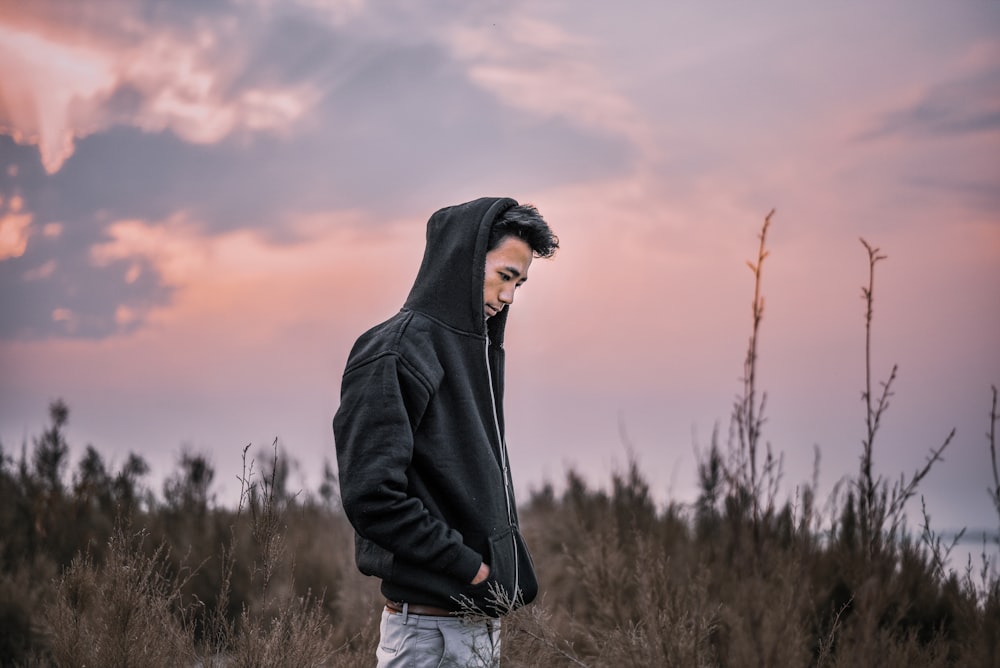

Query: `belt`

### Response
(385, 599, 455, 616)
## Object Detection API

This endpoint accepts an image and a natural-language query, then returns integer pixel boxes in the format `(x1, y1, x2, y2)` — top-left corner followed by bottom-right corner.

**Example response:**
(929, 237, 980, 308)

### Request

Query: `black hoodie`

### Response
(332, 197, 539, 616)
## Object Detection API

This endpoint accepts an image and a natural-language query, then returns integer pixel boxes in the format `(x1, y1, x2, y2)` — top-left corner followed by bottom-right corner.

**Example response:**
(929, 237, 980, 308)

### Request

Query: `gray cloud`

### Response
(0, 250, 170, 340)
(858, 67, 1000, 141)
(48, 37, 630, 226)
(0, 136, 173, 339)
(901, 175, 1000, 217)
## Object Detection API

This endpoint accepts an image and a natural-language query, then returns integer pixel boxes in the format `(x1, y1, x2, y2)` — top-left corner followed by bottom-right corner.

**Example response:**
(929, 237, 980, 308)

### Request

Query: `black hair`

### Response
(487, 203, 559, 259)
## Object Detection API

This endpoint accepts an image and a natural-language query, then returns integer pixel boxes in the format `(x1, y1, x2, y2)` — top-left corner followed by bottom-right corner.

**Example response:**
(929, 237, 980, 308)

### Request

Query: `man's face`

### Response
(483, 236, 533, 319)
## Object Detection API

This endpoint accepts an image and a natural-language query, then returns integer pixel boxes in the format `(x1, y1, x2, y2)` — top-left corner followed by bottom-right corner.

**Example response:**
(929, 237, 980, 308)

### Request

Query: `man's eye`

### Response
(499, 273, 511, 281)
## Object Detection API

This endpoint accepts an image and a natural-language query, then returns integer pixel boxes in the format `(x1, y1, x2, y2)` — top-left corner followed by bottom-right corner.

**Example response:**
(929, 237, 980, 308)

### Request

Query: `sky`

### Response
(1, 1, 998, 537)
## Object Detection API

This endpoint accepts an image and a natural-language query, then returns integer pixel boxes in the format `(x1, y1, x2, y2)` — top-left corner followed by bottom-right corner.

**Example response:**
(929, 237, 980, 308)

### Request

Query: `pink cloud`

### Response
(0, 24, 115, 172)
(22, 259, 56, 281)
(87, 209, 419, 338)
(0, 17, 316, 174)
(0, 194, 33, 260)
(449, 18, 647, 145)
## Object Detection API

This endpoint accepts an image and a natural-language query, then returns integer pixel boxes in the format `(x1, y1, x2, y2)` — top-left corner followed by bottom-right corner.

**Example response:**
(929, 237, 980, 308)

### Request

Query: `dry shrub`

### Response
(197, 443, 364, 667)
(714, 556, 812, 666)
(280, 504, 383, 647)
(591, 562, 719, 668)
(225, 592, 337, 668)
(0, 566, 51, 664)
(827, 625, 953, 668)
(42, 527, 195, 667)
(30, 444, 374, 667)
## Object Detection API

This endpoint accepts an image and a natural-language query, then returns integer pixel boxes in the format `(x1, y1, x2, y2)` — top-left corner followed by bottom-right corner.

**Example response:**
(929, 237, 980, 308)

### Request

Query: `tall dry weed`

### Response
(42, 527, 195, 667)
(856, 239, 955, 562)
(199, 441, 343, 667)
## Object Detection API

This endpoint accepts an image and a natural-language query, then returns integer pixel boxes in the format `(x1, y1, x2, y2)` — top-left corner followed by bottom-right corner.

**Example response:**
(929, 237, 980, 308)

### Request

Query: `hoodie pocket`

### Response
(464, 526, 538, 615)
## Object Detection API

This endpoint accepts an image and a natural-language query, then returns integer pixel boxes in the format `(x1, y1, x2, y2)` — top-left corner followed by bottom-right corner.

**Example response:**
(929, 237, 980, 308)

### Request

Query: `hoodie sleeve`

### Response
(333, 352, 484, 583)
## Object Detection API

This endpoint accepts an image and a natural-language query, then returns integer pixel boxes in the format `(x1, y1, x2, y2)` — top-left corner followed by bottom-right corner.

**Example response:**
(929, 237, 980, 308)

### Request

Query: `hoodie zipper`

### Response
(485, 335, 519, 602)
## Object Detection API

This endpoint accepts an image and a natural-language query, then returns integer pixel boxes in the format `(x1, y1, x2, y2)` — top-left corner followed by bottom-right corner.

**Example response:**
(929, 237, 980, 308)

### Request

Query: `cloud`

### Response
(89, 215, 210, 287)
(0, 157, 176, 340)
(447, 16, 645, 145)
(65, 207, 420, 347)
(0, 23, 115, 173)
(0, 0, 636, 343)
(111, 29, 316, 143)
(22, 259, 55, 281)
(0, 194, 32, 260)
(0, 6, 317, 174)
(858, 65, 1000, 142)
(3, 0, 635, 181)
(2, 1, 635, 222)
(901, 176, 1000, 217)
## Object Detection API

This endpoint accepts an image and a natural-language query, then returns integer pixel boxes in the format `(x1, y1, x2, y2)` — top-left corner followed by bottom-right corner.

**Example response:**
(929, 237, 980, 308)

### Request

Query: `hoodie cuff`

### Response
(448, 546, 486, 585)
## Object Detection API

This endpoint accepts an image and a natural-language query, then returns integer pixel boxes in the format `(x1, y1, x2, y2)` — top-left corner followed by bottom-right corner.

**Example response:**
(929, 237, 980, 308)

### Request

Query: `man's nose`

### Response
(499, 286, 515, 304)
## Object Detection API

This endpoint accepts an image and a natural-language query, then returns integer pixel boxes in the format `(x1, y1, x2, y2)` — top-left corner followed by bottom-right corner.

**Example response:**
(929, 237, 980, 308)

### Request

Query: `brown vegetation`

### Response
(1, 213, 997, 666)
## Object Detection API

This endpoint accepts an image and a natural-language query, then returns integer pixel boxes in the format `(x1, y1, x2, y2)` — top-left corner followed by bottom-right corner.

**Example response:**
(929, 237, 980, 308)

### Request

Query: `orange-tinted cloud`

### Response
(0, 194, 32, 260)
(87, 209, 420, 338)
(0, 23, 115, 172)
(449, 17, 647, 145)
(0, 17, 316, 173)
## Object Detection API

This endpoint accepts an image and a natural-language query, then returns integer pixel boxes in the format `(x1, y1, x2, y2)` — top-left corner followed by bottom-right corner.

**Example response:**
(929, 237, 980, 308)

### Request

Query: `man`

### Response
(333, 197, 558, 667)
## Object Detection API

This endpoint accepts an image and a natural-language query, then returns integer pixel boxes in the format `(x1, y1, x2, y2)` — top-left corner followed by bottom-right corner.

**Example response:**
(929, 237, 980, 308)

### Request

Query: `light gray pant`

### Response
(376, 606, 501, 668)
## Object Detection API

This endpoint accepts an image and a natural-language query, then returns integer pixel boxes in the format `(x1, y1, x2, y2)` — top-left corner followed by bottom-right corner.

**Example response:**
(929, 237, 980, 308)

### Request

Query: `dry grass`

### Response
(41, 528, 196, 667)
(1, 210, 998, 666)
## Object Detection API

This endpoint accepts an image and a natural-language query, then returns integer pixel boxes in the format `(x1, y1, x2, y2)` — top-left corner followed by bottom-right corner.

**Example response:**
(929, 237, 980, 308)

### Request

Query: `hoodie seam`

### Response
(342, 350, 433, 396)
(405, 309, 488, 341)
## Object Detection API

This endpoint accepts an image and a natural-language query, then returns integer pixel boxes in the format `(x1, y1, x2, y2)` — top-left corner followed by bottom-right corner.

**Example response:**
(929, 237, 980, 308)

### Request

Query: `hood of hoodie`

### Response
(403, 196, 518, 345)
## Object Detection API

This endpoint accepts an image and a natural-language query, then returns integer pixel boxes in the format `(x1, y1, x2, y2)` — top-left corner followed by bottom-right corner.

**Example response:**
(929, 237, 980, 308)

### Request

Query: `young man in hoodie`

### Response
(333, 197, 558, 667)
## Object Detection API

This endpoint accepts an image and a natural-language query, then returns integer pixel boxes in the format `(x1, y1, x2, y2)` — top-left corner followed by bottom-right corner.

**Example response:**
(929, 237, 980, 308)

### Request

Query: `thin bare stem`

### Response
(861, 239, 888, 445)
(516, 627, 591, 668)
(855, 238, 954, 560)
(858, 238, 889, 557)
(988, 385, 1000, 528)
(735, 209, 775, 526)
(886, 429, 955, 524)
(815, 595, 853, 668)
(919, 495, 965, 578)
